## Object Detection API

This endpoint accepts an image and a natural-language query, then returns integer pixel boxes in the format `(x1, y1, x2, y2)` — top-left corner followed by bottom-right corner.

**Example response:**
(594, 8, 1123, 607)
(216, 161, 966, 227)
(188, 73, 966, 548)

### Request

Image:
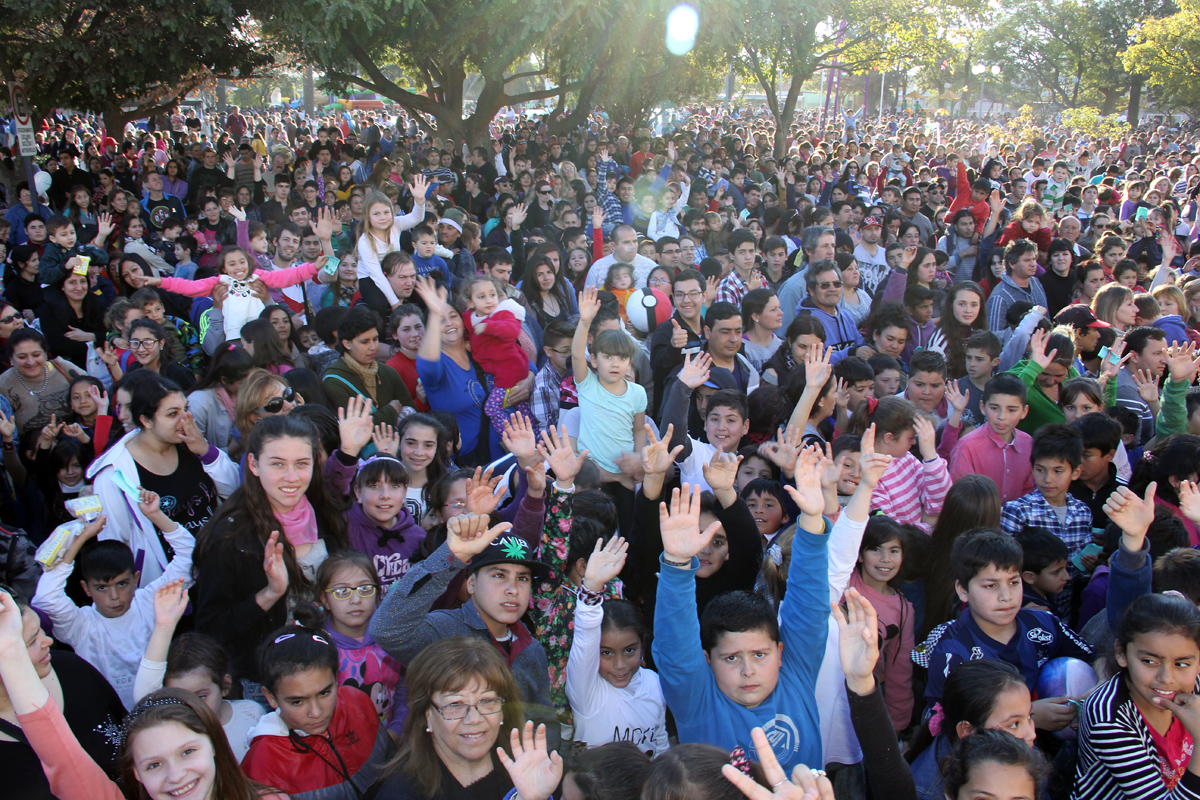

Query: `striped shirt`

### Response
(1073, 675, 1200, 800)
(869, 452, 952, 532)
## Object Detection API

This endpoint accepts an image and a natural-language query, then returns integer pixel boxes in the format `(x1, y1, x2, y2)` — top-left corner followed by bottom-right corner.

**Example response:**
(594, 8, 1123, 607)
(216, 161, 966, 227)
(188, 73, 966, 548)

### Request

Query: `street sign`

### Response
(9, 82, 36, 157)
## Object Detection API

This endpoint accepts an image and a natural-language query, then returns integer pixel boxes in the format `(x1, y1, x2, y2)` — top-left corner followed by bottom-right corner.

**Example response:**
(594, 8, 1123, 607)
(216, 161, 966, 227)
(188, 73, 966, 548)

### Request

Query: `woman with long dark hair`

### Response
(192, 414, 348, 691)
(927, 282, 989, 379)
(520, 254, 578, 327)
(36, 269, 106, 370)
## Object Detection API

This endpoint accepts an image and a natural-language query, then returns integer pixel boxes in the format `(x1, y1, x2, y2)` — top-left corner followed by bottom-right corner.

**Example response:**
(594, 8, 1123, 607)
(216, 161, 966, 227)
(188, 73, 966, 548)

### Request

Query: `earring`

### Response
(426, 726, 432, 733)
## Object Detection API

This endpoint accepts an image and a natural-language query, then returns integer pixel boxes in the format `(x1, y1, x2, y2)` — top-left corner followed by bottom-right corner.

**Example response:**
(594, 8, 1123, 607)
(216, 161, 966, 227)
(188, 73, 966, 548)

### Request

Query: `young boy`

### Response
(654, 447, 835, 771)
(868, 354, 904, 399)
(532, 320, 574, 431)
(31, 502, 195, 709)
(904, 350, 949, 425)
(1068, 412, 1126, 529)
(371, 512, 559, 745)
(949, 374, 1034, 503)
(1016, 526, 1070, 612)
(957, 330, 1002, 428)
(309, 305, 346, 375)
(902, 284, 937, 361)
(37, 214, 110, 285)
(832, 356, 874, 432)
(173, 233, 199, 280)
(1000, 423, 1093, 563)
(411, 224, 449, 280)
(912, 528, 1093, 732)
(573, 286, 647, 490)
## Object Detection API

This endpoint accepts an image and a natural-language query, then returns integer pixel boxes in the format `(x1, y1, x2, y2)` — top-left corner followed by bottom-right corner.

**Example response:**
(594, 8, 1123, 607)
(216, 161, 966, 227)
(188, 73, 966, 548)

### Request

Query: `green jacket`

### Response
(1155, 377, 1190, 441)
(1008, 359, 1080, 435)
(321, 356, 413, 427)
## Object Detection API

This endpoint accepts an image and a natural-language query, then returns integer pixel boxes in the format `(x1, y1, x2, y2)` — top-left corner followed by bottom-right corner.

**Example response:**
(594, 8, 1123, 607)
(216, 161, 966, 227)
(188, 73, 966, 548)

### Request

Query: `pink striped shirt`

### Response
(870, 451, 952, 531)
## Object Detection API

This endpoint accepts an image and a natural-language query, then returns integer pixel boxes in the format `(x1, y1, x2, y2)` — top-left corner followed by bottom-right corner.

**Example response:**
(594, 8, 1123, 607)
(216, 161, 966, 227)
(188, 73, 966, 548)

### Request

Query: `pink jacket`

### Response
(159, 261, 319, 298)
(847, 571, 915, 731)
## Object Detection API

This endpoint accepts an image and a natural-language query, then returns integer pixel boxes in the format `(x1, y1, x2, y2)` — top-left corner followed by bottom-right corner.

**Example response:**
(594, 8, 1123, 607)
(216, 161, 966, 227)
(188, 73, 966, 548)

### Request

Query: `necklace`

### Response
(15, 365, 49, 396)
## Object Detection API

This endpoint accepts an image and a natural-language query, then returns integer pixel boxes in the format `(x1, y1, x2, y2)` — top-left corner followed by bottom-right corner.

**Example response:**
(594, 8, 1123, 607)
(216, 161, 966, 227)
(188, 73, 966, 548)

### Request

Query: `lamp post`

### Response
(972, 64, 1000, 119)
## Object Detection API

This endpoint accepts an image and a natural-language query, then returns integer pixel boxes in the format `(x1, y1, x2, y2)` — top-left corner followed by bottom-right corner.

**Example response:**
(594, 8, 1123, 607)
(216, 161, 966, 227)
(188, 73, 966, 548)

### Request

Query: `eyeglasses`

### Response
(674, 290, 703, 301)
(649, 277, 671, 287)
(0, 314, 21, 326)
(325, 584, 378, 600)
(257, 386, 296, 414)
(548, 347, 572, 356)
(431, 697, 506, 720)
(817, 280, 843, 289)
(128, 338, 161, 350)
(538, 189, 552, 195)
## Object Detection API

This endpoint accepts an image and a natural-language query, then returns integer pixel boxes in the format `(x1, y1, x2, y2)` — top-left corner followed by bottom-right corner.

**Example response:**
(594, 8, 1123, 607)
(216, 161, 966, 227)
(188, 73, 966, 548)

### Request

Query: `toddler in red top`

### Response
(461, 275, 534, 433)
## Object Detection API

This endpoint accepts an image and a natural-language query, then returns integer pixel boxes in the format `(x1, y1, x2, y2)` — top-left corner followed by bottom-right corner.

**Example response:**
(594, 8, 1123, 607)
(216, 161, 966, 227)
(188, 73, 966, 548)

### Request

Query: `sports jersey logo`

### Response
(761, 714, 800, 756)
(1026, 627, 1053, 645)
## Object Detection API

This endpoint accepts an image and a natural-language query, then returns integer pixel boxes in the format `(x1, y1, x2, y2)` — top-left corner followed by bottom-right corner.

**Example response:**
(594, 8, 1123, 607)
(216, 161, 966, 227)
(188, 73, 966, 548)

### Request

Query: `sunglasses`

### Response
(817, 280, 843, 290)
(257, 386, 296, 414)
(0, 314, 22, 326)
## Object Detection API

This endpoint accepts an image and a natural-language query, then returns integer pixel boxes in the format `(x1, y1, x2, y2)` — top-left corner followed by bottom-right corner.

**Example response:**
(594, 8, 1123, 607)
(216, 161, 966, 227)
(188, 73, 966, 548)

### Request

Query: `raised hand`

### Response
(856, 424, 893, 490)
(721, 727, 836, 800)
(702, 451, 743, 495)
(1104, 482, 1158, 546)
(414, 276, 448, 317)
(641, 423, 683, 476)
(704, 275, 719, 306)
(785, 445, 827, 519)
(1179, 480, 1200, 525)
(1133, 369, 1160, 403)
(659, 484, 723, 564)
(577, 286, 601, 324)
(87, 384, 110, 416)
(497, 722, 564, 800)
(501, 412, 539, 461)
(582, 535, 628, 592)
(337, 395, 374, 457)
(759, 424, 804, 475)
(447, 514, 512, 564)
(804, 341, 832, 389)
(313, 206, 336, 241)
(1166, 342, 1200, 385)
(510, 204, 528, 229)
(371, 423, 400, 457)
(227, 205, 247, 222)
(409, 173, 429, 204)
(1029, 328, 1058, 371)
(913, 414, 938, 461)
(152, 579, 189, 628)
(465, 466, 508, 516)
(262, 530, 289, 600)
(678, 349, 713, 389)
(38, 414, 63, 448)
(945, 379, 968, 415)
(1099, 338, 1129, 383)
(95, 212, 114, 240)
(136, 488, 163, 519)
(537, 424, 589, 485)
(834, 588, 881, 696)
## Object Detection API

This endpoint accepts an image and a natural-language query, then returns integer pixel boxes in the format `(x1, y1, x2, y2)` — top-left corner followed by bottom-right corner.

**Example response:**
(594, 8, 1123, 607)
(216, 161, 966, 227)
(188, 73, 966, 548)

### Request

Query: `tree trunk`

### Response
(774, 72, 805, 160)
(303, 68, 315, 114)
(1099, 89, 1118, 116)
(216, 80, 228, 113)
(1128, 76, 1143, 126)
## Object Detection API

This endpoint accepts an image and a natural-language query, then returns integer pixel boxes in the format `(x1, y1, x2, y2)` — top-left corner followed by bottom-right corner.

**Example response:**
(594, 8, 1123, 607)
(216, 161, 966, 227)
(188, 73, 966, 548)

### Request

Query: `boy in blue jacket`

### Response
(38, 215, 110, 286)
(653, 446, 831, 773)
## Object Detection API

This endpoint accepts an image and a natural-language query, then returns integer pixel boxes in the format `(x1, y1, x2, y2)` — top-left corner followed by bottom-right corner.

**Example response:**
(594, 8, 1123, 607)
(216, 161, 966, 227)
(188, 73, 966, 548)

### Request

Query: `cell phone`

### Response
(1098, 345, 1121, 366)
(1070, 542, 1105, 573)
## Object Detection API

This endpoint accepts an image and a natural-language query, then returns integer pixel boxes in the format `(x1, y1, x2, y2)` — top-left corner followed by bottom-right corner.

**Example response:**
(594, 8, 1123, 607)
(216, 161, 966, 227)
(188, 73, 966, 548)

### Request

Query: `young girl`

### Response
(241, 621, 392, 797)
(566, 532, 669, 758)
(240, 317, 297, 374)
(927, 282, 988, 379)
(356, 179, 428, 308)
(395, 412, 450, 523)
(295, 552, 406, 740)
(846, 516, 914, 733)
(459, 275, 535, 434)
(909, 658, 1037, 800)
(134, 580, 265, 761)
(1074, 592, 1200, 798)
(603, 263, 636, 325)
(326, 425, 428, 589)
(0, 590, 284, 800)
(847, 396, 952, 531)
(384, 304, 428, 411)
(942, 728, 1046, 800)
(135, 247, 327, 341)
(997, 199, 1053, 261)
(567, 247, 593, 293)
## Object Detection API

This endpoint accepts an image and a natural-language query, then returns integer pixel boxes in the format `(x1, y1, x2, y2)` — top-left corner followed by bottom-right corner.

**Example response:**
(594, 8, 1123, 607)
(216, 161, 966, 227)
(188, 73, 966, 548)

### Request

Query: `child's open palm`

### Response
(641, 423, 683, 476)
(856, 425, 893, 490)
(678, 350, 713, 389)
(466, 466, 508, 516)
(152, 579, 189, 629)
(577, 286, 601, 324)
(447, 514, 511, 563)
(784, 446, 826, 518)
(702, 451, 742, 494)
(660, 484, 723, 563)
(538, 425, 589, 485)
(582, 536, 628, 592)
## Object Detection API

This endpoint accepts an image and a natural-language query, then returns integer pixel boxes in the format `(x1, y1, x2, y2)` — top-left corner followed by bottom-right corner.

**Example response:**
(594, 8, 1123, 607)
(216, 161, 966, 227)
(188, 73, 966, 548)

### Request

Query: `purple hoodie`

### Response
(323, 621, 407, 737)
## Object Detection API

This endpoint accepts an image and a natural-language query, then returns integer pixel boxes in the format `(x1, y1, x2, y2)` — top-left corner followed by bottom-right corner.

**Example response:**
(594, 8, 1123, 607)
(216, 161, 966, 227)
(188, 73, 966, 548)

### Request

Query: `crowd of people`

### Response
(0, 97, 1199, 800)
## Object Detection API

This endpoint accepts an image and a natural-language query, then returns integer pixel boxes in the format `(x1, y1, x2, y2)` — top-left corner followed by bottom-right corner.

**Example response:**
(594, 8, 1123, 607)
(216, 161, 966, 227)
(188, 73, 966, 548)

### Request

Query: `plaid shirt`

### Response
(531, 361, 565, 432)
(715, 270, 750, 306)
(1000, 490, 1093, 559)
(595, 160, 625, 225)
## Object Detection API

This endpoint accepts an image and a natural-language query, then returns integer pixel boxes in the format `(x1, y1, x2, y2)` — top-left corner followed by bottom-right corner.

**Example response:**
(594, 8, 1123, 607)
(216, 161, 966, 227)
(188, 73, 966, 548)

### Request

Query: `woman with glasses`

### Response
(231, 369, 302, 454)
(0, 299, 26, 373)
(193, 414, 349, 698)
(111, 317, 195, 390)
(88, 374, 238, 588)
(374, 636, 560, 800)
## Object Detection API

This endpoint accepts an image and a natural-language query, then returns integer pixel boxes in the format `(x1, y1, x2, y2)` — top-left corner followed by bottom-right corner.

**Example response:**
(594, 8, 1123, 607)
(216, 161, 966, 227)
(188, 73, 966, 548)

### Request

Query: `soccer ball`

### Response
(625, 288, 674, 334)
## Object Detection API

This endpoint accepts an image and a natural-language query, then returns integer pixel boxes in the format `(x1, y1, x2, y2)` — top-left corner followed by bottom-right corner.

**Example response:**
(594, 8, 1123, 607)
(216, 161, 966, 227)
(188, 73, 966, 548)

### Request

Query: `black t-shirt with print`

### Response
(135, 445, 218, 554)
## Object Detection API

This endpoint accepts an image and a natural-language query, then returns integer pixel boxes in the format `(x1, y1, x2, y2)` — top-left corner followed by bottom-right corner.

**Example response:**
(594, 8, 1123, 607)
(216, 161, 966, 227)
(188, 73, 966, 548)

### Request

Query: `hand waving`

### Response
(497, 722, 563, 800)
(582, 535, 628, 592)
(659, 484, 724, 564)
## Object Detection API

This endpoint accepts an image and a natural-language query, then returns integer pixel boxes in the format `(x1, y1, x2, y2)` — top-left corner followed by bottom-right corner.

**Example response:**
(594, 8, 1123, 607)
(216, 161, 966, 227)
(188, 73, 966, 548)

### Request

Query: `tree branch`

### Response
(504, 69, 549, 84)
(504, 81, 586, 104)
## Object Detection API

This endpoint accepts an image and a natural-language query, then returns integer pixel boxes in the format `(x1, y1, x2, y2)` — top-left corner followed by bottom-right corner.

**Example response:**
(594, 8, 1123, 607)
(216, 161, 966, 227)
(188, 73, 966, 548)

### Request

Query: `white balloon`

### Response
(34, 171, 51, 195)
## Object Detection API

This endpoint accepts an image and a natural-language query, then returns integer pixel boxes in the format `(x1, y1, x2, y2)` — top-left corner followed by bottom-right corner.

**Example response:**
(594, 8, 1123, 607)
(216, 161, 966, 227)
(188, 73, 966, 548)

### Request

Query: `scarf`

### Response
(214, 385, 238, 426)
(343, 355, 379, 402)
(276, 496, 318, 547)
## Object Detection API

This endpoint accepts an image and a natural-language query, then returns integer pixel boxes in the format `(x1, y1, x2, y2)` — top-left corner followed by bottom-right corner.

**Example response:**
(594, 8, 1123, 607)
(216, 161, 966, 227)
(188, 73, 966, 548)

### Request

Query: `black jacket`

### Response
(648, 310, 704, 420)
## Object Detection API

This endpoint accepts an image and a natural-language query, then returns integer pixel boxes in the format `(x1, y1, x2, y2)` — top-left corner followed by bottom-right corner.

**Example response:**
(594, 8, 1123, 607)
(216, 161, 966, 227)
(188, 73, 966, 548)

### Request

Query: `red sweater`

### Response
(946, 162, 990, 229)
(996, 220, 1053, 254)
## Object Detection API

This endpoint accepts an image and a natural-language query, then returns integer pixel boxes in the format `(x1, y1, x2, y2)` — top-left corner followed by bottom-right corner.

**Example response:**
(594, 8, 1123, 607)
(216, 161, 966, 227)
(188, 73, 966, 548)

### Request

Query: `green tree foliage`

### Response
(1123, 0, 1200, 110)
(0, 0, 268, 130)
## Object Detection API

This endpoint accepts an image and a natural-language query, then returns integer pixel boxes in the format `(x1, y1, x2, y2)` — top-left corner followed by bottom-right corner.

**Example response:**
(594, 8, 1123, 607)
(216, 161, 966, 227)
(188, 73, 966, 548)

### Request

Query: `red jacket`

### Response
(465, 299, 531, 389)
(946, 162, 990, 229)
(996, 220, 1053, 254)
(241, 686, 389, 796)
